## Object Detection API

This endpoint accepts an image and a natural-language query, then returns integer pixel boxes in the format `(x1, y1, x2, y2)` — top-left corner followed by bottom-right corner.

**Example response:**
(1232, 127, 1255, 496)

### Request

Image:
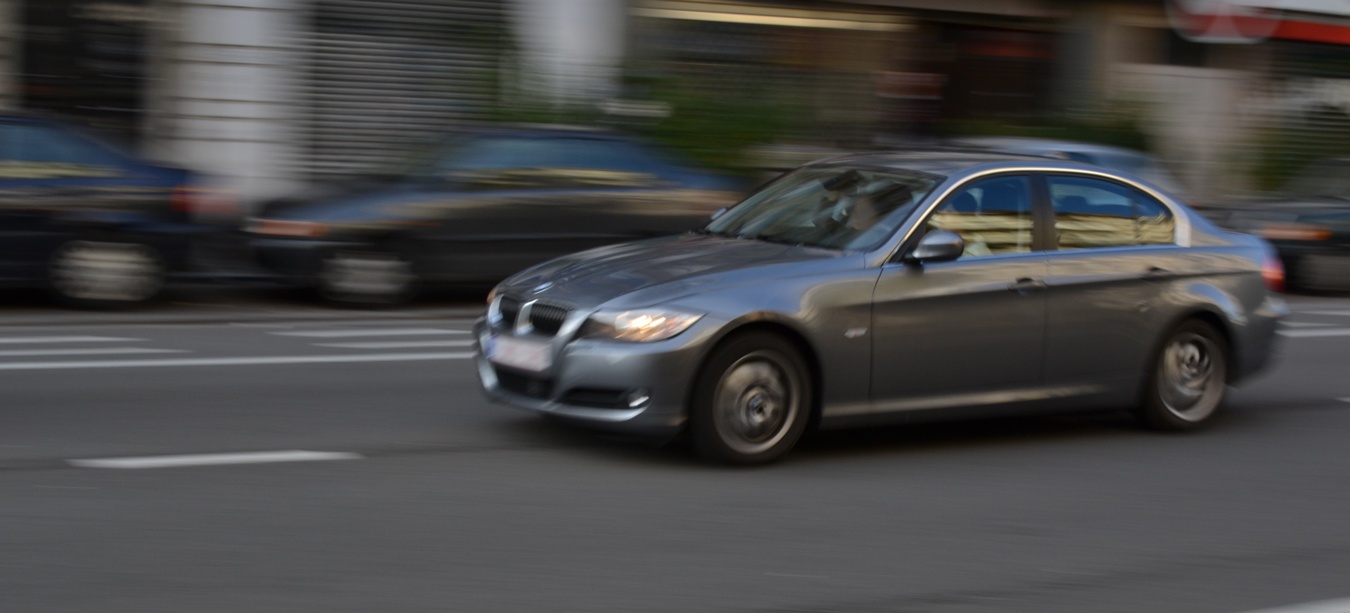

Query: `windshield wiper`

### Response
(742, 234, 807, 248)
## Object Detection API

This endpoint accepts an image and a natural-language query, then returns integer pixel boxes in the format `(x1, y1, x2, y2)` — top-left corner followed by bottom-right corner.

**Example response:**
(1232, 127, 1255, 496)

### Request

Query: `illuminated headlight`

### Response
(580, 309, 703, 342)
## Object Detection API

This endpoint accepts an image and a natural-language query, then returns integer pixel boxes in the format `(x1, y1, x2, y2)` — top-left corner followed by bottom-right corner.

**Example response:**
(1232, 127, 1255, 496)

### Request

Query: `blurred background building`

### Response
(1, 0, 1347, 208)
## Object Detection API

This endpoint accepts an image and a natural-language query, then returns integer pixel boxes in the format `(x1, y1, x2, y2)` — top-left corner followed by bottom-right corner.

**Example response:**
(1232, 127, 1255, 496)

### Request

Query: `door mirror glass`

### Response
(905, 230, 965, 263)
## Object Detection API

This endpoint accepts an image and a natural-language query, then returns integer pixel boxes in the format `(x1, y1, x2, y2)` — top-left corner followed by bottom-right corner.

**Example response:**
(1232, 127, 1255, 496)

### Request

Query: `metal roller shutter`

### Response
(304, 0, 507, 179)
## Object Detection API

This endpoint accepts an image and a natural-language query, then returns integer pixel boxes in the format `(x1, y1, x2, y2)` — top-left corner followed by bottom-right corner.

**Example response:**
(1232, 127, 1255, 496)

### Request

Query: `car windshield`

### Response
(706, 167, 939, 250)
(1282, 161, 1350, 201)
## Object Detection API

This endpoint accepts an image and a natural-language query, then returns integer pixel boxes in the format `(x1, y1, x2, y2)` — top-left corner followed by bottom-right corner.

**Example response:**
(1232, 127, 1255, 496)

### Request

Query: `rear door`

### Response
(1040, 173, 1185, 390)
(870, 174, 1048, 407)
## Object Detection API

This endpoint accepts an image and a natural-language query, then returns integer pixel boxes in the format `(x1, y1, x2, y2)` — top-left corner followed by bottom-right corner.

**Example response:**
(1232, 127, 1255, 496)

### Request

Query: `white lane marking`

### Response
(1339, 398, 1350, 403)
(1278, 328, 1350, 338)
(1279, 321, 1335, 328)
(271, 328, 470, 338)
(1230, 598, 1350, 613)
(314, 340, 475, 349)
(69, 450, 362, 469)
(1298, 310, 1350, 316)
(0, 352, 474, 371)
(0, 347, 185, 358)
(0, 336, 145, 344)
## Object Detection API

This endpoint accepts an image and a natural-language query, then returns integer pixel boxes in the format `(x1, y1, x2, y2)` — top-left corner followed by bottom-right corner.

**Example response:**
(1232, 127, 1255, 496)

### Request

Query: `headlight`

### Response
(486, 287, 499, 305)
(580, 309, 703, 342)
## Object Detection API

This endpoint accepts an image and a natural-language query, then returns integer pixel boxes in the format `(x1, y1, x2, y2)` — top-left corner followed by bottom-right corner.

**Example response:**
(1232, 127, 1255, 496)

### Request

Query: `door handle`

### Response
(1008, 278, 1047, 294)
(1144, 266, 1173, 280)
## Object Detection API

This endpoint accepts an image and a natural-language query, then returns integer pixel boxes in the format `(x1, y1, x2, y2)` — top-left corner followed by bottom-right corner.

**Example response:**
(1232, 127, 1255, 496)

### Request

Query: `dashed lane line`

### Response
(271, 328, 470, 338)
(1232, 598, 1350, 613)
(0, 347, 185, 358)
(1277, 328, 1350, 338)
(314, 340, 475, 349)
(0, 351, 474, 371)
(69, 450, 362, 469)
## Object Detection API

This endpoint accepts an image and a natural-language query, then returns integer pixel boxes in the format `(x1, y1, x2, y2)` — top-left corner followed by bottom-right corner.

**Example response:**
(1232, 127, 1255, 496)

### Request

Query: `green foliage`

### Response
(1248, 110, 1350, 191)
(625, 76, 801, 175)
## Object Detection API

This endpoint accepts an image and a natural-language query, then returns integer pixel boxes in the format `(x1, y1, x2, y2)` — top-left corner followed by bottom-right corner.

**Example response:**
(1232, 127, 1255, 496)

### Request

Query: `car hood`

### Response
(498, 234, 857, 310)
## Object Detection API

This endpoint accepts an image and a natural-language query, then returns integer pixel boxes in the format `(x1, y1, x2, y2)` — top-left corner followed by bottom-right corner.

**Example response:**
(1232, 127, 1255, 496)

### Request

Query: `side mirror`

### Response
(709, 207, 728, 221)
(904, 230, 964, 264)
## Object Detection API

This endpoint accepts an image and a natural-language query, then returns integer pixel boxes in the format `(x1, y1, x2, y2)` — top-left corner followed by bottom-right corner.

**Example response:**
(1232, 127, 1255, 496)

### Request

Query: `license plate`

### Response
(485, 334, 552, 372)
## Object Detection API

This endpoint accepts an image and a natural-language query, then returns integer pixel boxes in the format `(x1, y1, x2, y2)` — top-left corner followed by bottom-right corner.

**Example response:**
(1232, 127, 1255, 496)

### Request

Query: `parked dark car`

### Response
(477, 151, 1287, 463)
(0, 114, 224, 306)
(1214, 158, 1350, 292)
(245, 129, 743, 303)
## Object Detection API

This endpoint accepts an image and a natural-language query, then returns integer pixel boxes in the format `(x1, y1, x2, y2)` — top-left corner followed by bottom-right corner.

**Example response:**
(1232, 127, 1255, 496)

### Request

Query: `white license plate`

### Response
(485, 334, 552, 372)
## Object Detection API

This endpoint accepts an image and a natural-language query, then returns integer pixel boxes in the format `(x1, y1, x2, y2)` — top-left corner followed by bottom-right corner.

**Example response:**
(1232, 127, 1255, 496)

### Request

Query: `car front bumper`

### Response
(473, 316, 722, 438)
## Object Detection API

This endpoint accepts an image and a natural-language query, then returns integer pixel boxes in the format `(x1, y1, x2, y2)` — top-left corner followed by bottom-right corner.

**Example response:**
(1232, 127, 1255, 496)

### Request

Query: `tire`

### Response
(690, 332, 813, 464)
(49, 240, 165, 308)
(1133, 319, 1229, 430)
(318, 250, 416, 305)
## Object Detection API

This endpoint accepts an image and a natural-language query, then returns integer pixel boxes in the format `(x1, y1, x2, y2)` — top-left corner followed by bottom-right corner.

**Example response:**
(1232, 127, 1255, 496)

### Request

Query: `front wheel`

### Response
(690, 332, 812, 464)
(1133, 319, 1228, 430)
(318, 250, 416, 305)
(49, 240, 165, 308)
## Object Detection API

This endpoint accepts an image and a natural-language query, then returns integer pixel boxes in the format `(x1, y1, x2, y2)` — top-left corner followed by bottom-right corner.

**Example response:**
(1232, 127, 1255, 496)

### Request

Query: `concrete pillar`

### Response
(148, 0, 306, 209)
(509, 0, 627, 103)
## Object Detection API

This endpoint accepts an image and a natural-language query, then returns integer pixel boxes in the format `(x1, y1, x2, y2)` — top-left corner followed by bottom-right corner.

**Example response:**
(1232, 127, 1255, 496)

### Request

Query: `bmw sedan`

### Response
(475, 152, 1287, 464)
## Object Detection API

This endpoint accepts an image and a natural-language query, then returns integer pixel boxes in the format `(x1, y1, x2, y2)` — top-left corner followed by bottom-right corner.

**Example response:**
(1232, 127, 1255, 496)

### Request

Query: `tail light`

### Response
(245, 218, 329, 238)
(172, 186, 239, 215)
(1261, 252, 1285, 293)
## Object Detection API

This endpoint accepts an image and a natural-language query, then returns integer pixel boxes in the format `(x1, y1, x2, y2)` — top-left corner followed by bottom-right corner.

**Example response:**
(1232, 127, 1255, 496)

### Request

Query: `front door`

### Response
(871, 175, 1048, 408)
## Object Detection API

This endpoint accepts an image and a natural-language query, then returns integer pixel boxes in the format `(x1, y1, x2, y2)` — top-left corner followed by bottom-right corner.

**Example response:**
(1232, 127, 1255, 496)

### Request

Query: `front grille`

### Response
(495, 367, 553, 399)
(560, 387, 630, 409)
(528, 303, 569, 336)
(498, 296, 521, 328)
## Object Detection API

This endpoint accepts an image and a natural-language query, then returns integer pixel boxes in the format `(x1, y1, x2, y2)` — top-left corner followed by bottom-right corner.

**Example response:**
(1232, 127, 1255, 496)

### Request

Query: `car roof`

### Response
(809, 149, 1072, 176)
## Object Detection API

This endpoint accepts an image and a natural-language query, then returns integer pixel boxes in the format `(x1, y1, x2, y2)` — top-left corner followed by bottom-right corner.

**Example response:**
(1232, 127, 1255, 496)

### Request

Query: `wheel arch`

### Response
(691, 315, 825, 431)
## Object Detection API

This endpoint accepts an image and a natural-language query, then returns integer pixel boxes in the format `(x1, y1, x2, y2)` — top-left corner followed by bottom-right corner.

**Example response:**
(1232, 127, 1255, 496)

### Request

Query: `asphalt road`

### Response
(4, 297, 1350, 613)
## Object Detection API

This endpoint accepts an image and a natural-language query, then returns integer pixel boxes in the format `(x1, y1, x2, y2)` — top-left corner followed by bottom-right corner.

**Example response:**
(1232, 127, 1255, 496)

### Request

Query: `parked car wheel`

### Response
(49, 240, 164, 307)
(318, 250, 416, 305)
(691, 332, 812, 464)
(1134, 319, 1228, 430)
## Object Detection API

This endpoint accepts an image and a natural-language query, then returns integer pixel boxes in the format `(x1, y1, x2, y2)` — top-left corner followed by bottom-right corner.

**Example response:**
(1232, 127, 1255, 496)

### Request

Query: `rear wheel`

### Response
(319, 250, 416, 305)
(691, 332, 812, 464)
(1133, 319, 1228, 430)
(49, 240, 164, 308)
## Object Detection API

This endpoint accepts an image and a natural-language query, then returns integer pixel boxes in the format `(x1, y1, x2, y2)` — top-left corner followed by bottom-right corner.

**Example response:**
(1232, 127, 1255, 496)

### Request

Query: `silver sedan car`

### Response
(475, 152, 1288, 464)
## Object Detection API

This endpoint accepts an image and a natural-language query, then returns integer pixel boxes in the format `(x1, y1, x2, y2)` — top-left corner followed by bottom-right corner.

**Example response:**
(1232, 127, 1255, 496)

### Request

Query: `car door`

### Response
(870, 174, 1049, 409)
(1040, 173, 1185, 390)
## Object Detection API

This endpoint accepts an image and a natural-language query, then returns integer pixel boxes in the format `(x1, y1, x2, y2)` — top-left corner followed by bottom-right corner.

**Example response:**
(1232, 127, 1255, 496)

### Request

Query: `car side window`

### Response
(926, 175, 1032, 257)
(0, 124, 125, 178)
(1048, 175, 1174, 249)
(439, 137, 661, 190)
